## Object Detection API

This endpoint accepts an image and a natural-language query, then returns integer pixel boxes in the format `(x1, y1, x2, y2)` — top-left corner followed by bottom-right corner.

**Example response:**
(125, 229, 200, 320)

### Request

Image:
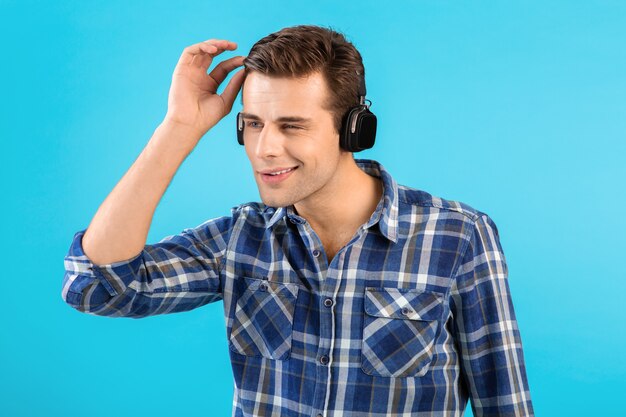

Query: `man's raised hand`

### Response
(164, 39, 246, 138)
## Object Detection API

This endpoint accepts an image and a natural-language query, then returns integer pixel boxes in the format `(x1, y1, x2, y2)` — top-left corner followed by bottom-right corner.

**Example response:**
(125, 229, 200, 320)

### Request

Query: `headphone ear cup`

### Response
(340, 107, 361, 151)
(340, 106, 377, 152)
(354, 108, 377, 151)
(236, 112, 244, 145)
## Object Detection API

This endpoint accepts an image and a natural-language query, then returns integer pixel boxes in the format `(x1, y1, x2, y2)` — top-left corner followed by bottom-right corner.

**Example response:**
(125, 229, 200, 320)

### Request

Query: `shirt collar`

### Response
(264, 158, 399, 243)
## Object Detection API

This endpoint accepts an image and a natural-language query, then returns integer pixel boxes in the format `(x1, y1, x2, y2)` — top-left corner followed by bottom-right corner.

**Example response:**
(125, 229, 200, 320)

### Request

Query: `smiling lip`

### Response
(259, 166, 298, 184)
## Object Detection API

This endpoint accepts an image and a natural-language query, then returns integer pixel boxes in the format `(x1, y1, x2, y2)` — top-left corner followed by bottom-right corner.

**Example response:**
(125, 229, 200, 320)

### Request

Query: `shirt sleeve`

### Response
(449, 214, 534, 416)
(61, 215, 233, 319)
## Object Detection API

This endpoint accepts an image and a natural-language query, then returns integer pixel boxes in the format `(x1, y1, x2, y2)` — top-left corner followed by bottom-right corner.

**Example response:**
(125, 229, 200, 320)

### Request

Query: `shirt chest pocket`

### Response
(361, 287, 444, 378)
(228, 277, 299, 360)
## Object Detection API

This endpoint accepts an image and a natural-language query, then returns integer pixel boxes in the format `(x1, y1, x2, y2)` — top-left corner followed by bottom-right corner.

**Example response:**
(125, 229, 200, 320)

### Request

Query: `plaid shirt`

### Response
(62, 159, 534, 417)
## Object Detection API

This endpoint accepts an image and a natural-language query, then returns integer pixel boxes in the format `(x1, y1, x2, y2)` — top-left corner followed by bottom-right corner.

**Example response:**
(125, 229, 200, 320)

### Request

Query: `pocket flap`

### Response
(364, 287, 443, 321)
(241, 276, 299, 299)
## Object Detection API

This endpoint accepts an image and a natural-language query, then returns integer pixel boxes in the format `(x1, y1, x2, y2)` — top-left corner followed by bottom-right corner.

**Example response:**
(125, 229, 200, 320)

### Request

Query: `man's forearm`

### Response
(82, 120, 204, 265)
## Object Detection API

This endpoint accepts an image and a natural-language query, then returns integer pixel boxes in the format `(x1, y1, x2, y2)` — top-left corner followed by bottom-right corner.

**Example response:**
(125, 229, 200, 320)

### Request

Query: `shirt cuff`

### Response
(63, 228, 145, 298)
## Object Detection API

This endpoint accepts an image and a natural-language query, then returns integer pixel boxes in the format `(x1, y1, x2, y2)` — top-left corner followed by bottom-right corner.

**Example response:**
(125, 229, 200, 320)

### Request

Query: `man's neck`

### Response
(293, 159, 383, 238)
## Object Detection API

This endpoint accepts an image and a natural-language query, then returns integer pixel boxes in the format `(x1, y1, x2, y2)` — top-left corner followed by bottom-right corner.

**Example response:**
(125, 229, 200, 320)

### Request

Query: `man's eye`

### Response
(246, 121, 261, 128)
(283, 124, 301, 130)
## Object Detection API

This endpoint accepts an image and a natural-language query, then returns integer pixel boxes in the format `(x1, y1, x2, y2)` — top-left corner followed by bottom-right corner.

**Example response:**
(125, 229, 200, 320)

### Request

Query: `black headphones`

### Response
(236, 72, 377, 152)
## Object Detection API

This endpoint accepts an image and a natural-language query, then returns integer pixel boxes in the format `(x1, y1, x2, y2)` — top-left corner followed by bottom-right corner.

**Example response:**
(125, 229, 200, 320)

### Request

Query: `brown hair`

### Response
(243, 25, 365, 133)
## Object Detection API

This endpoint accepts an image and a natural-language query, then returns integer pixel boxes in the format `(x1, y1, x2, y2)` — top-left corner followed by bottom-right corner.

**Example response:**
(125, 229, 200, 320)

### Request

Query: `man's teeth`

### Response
(269, 168, 294, 176)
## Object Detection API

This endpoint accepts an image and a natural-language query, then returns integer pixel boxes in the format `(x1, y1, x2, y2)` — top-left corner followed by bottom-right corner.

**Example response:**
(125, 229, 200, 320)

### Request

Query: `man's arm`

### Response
(61, 216, 233, 318)
(82, 39, 246, 265)
(61, 39, 247, 318)
(450, 214, 534, 416)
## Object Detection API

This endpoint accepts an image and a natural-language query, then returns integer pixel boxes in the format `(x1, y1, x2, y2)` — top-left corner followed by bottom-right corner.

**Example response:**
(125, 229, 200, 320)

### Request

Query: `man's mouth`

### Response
(259, 166, 298, 184)
(270, 167, 295, 175)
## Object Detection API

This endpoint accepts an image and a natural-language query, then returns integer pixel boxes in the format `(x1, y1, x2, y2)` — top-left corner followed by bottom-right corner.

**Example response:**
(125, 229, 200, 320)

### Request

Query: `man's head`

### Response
(242, 25, 366, 134)
(239, 25, 369, 209)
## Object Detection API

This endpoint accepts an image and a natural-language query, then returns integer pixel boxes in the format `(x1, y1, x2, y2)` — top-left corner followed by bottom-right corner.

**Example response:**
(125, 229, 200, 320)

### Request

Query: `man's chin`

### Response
(259, 194, 292, 209)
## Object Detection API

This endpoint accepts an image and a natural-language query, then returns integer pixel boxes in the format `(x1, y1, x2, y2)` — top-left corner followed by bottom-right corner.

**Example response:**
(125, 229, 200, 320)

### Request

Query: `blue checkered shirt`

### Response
(62, 159, 534, 416)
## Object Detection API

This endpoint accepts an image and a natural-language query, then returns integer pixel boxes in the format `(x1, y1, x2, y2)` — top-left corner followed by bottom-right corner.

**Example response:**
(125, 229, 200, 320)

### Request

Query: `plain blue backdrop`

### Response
(1, 1, 625, 416)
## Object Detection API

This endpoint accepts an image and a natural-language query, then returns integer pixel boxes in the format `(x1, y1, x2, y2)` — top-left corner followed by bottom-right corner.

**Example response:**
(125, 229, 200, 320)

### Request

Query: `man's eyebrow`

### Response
(240, 112, 313, 124)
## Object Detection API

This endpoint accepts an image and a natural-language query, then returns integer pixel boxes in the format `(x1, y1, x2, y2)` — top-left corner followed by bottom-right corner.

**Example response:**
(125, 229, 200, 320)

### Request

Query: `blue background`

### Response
(2, 1, 625, 416)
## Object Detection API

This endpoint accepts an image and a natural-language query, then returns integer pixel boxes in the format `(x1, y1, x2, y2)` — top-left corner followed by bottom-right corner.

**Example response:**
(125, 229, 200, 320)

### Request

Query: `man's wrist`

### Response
(160, 117, 206, 139)
(153, 118, 206, 154)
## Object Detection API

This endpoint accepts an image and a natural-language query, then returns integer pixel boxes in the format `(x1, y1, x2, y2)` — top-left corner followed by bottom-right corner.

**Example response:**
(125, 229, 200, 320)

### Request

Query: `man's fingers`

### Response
(209, 56, 246, 86)
(220, 69, 247, 114)
(203, 39, 237, 50)
(176, 39, 238, 68)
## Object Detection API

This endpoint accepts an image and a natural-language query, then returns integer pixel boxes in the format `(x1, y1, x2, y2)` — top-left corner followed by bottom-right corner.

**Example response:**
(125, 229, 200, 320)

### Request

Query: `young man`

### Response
(62, 25, 534, 416)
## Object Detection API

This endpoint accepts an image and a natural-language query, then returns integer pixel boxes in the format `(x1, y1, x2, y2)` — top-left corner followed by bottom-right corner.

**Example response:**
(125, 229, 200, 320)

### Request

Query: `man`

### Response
(62, 25, 534, 416)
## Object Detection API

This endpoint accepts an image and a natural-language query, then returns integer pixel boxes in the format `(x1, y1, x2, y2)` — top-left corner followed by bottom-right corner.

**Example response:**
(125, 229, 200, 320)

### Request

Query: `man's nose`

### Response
(254, 124, 284, 159)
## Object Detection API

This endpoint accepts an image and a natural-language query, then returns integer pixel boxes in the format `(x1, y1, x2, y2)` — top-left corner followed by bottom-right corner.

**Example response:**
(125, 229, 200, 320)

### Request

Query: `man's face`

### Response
(241, 71, 349, 209)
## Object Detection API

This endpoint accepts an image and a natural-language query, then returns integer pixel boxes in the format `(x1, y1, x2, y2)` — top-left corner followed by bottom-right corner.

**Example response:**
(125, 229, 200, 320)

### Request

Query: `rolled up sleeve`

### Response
(450, 214, 534, 416)
(61, 215, 232, 318)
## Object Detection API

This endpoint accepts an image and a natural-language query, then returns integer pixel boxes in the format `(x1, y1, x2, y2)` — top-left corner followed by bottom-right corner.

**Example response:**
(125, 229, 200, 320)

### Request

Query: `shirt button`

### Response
(259, 283, 268, 292)
(401, 307, 413, 316)
(289, 218, 298, 224)
(312, 249, 321, 258)
(320, 355, 329, 365)
(317, 414, 324, 417)
(323, 298, 333, 308)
